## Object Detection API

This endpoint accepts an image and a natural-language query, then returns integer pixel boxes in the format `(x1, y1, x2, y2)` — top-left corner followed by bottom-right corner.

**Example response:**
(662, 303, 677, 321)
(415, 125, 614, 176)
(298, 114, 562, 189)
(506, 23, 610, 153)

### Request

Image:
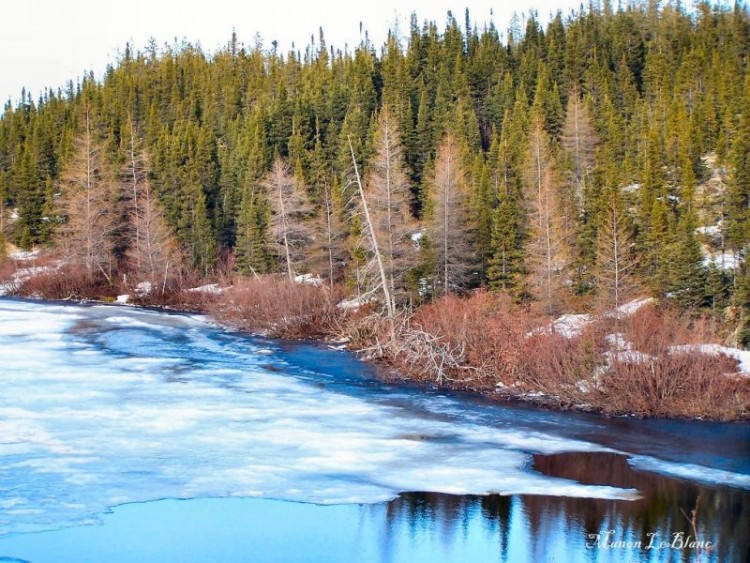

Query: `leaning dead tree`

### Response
(347, 136, 395, 320)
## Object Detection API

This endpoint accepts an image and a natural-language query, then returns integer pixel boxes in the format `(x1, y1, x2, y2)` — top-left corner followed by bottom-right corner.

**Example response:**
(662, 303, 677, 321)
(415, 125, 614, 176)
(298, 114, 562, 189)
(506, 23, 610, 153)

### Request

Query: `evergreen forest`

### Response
(2, 0, 750, 334)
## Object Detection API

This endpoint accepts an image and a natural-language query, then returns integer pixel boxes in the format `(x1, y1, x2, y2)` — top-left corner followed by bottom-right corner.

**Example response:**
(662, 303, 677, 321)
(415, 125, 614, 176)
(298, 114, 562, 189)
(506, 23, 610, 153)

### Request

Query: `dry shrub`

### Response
(599, 352, 748, 419)
(375, 292, 749, 419)
(595, 305, 750, 419)
(621, 305, 718, 354)
(209, 275, 344, 339)
(16, 265, 113, 300)
(0, 259, 17, 284)
(522, 331, 604, 403)
(134, 278, 222, 312)
(386, 291, 532, 389)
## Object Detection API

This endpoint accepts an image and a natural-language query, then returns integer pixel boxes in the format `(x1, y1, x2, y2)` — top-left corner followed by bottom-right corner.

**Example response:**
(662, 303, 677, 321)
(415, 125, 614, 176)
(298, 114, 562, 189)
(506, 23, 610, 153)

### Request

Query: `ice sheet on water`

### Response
(0, 299, 746, 537)
(628, 456, 750, 489)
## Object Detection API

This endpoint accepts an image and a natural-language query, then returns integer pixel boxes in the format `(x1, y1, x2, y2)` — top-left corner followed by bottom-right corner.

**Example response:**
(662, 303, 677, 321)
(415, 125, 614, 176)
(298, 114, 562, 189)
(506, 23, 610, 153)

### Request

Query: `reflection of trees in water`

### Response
(380, 453, 749, 563)
(530, 452, 749, 563)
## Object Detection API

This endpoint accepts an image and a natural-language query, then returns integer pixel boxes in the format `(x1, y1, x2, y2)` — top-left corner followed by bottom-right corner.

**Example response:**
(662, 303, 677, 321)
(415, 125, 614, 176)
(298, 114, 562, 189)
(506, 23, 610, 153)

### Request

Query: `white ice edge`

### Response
(628, 456, 750, 489)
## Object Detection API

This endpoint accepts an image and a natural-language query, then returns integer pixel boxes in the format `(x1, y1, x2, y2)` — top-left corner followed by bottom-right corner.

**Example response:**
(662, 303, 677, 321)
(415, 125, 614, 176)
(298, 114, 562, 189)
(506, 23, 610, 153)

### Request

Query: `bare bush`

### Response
(380, 291, 534, 389)
(366, 292, 749, 420)
(522, 331, 605, 404)
(15, 265, 112, 300)
(599, 351, 747, 419)
(209, 276, 344, 339)
(593, 306, 750, 419)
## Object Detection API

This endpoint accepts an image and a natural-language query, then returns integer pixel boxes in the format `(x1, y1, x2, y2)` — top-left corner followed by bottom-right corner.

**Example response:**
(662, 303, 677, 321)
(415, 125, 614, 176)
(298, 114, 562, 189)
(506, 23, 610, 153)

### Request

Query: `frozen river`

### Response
(0, 299, 748, 562)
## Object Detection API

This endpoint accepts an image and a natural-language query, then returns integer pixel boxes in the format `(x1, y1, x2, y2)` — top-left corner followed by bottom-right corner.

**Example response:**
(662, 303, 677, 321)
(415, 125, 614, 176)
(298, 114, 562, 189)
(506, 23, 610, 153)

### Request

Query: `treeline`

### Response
(1, 1, 750, 326)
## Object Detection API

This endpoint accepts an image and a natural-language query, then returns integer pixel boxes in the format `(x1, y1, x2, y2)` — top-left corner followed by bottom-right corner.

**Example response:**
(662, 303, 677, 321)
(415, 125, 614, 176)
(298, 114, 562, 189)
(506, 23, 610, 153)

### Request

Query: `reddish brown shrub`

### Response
(0, 259, 16, 285)
(521, 332, 604, 402)
(15, 264, 113, 300)
(208, 275, 344, 339)
(384, 291, 535, 389)
(621, 304, 719, 353)
(373, 291, 749, 419)
(599, 351, 748, 419)
(589, 306, 750, 419)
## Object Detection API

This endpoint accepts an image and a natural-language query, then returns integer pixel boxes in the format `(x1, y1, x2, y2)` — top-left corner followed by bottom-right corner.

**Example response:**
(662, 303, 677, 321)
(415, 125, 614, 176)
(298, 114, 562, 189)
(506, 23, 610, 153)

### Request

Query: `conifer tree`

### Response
(725, 71, 750, 275)
(486, 129, 525, 295)
(235, 181, 270, 276)
(180, 183, 216, 277)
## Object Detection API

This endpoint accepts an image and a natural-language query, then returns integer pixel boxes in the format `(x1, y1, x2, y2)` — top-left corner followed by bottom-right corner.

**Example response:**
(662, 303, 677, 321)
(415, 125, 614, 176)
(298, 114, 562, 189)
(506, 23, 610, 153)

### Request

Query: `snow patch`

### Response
(604, 333, 633, 351)
(549, 314, 593, 338)
(669, 343, 750, 374)
(294, 273, 323, 286)
(135, 281, 153, 296)
(115, 295, 130, 305)
(531, 298, 655, 339)
(528, 314, 593, 338)
(696, 224, 721, 237)
(621, 183, 641, 194)
(613, 297, 655, 317)
(187, 283, 224, 294)
(704, 250, 739, 270)
(9, 250, 40, 261)
(337, 296, 376, 310)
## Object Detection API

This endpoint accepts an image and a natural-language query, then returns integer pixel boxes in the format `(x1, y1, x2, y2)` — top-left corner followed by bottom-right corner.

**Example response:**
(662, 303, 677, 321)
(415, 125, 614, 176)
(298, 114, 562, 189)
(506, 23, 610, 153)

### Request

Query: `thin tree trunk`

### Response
(349, 137, 394, 319)
(277, 175, 294, 282)
(85, 107, 93, 273)
(129, 119, 141, 273)
(324, 188, 335, 288)
(444, 174, 450, 295)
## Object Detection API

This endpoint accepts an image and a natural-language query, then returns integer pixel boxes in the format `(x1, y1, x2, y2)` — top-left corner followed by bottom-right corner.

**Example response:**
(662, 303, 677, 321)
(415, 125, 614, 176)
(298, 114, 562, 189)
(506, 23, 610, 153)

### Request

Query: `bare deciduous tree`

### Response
(595, 188, 637, 310)
(266, 157, 312, 281)
(57, 106, 118, 280)
(561, 88, 597, 211)
(365, 107, 417, 305)
(125, 120, 183, 291)
(314, 180, 348, 285)
(428, 133, 476, 295)
(525, 116, 568, 315)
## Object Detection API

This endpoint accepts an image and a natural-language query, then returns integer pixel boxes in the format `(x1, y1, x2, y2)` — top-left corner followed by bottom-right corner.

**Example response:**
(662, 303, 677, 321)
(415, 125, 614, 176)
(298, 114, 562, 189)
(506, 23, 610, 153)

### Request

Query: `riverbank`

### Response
(2, 251, 749, 421)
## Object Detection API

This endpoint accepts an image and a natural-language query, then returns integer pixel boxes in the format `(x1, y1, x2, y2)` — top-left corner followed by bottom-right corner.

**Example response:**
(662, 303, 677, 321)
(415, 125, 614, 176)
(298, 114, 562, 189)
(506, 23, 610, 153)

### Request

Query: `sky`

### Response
(0, 0, 584, 105)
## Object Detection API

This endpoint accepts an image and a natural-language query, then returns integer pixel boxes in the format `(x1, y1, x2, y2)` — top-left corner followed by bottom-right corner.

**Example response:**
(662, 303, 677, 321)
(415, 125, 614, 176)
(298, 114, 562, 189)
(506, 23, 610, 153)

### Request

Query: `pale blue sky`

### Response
(0, 0, 585, 105)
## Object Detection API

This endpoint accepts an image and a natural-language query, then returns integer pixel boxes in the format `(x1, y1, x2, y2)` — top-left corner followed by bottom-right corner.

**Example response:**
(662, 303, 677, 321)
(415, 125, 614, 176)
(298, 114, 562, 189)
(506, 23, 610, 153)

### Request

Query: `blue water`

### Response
(0, 299, 748, 562)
